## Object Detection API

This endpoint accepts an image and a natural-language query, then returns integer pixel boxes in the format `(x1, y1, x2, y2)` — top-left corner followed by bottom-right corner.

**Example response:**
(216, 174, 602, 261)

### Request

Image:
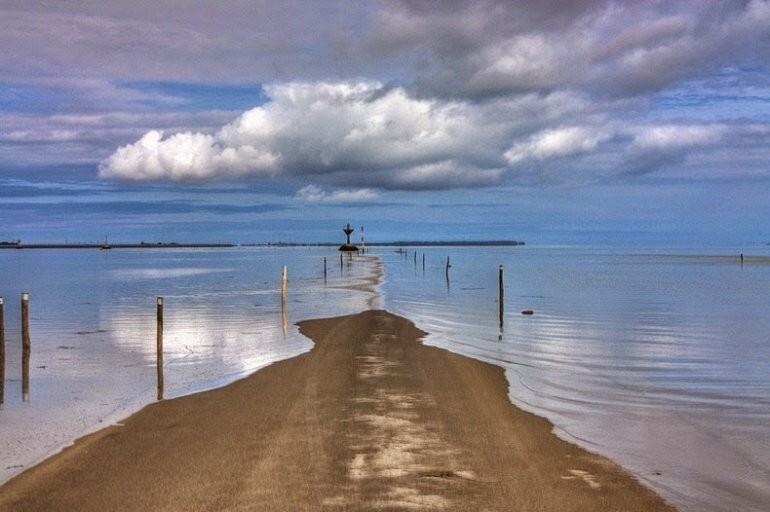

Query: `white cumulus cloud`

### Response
(97, 80, 769, 189)
(631, 124, 727, 151)
(295, 185, 379, 203)
(99, 81, 508, 189)
(505, 126, 614, 164)
(99, 129, 280, 181)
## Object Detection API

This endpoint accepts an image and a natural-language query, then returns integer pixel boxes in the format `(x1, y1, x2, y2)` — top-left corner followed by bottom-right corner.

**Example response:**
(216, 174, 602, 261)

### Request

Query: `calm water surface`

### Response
(0, 247, 378, 483)
(381, 245, 770, 512)
(1, 245, 768, 512)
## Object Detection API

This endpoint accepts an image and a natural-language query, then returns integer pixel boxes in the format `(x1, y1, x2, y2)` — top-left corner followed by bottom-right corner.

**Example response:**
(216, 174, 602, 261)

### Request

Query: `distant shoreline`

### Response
(256, 240, 526, 247)
(0, 243, 235, 250)
(2, 240, 525, 250)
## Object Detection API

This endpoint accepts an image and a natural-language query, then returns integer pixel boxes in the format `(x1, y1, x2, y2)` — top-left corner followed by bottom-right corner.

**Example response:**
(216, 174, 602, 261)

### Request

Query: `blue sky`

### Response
(1, 1, 769, 246)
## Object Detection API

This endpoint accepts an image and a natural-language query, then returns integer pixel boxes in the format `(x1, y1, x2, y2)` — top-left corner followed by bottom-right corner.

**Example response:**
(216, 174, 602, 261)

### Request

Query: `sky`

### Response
(1, 0, 769, 246)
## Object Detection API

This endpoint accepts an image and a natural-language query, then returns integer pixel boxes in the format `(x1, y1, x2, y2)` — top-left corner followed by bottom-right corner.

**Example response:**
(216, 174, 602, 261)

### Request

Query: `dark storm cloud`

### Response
(367, 0, 770, 99)
(0, 1, 375, 83)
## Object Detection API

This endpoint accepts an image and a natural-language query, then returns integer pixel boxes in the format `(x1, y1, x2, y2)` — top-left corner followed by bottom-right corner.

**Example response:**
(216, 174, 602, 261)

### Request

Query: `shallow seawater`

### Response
(0, 247, 378, 483)
(379, 245, 770, 512)
(1, 244, 768, 512)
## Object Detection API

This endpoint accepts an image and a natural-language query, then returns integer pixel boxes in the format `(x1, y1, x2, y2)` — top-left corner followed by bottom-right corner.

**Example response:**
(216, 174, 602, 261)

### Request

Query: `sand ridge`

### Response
(0, 310, 677, 511)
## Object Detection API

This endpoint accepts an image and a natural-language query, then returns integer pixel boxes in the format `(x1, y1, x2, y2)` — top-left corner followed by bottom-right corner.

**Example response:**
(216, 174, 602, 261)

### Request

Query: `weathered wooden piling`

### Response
(279, 267, 288, 335)
(21, 293, 30, 402)
(323, 257, 327, 281)
(445, 256, 451, 291)
(422, 253, 425, 272)
(156, 296, 164, 401)
(0, 297, 4, 409)
(499, 265, 505, 327)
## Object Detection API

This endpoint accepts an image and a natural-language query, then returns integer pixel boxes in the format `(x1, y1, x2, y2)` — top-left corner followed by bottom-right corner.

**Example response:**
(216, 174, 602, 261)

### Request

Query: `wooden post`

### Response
(445, 256, 451, 292)
(281, 287, 287, 337)
(0, 297, 4, 409)
(281, 266, 288, 335)
(156, 297, 164, 401)
(414, 251, 417, 266)
(21, 293, 30, 402)
(499, 265, 505, 328)
(340, 252, 343, 269)
(422, 253, 425, 272)
(323, 257, 327, 282)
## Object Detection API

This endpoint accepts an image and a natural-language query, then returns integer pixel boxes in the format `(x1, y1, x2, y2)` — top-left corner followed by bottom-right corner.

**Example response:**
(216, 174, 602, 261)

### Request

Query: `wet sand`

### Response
(0, 310, 676, 511)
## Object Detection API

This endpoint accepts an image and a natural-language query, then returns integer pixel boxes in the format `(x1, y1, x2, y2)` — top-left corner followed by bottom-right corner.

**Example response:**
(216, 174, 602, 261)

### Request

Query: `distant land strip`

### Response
(1, 240, 525, 250)
(0, 242, 235, 250)
(378, 240, 525, 246)
(261, 240, 526, 247)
